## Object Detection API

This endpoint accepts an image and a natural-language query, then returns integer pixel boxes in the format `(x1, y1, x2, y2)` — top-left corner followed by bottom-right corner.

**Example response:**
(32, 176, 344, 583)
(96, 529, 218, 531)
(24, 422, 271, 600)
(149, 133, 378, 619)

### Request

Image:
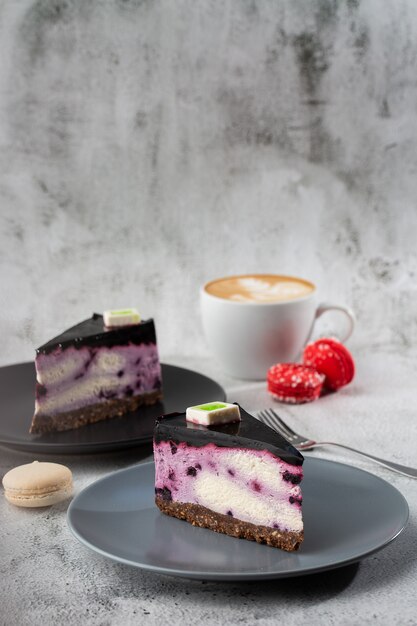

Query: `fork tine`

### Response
(258, 411, 284, 435)
(257, 410, 275, 430)
(258, 410, 294, 441)
(266, 409, 297, 437)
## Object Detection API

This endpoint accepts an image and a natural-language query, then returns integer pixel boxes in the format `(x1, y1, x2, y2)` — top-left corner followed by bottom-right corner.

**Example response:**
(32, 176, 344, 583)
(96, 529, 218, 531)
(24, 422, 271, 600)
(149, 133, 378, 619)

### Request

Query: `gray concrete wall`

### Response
(1, 0, 416, 364)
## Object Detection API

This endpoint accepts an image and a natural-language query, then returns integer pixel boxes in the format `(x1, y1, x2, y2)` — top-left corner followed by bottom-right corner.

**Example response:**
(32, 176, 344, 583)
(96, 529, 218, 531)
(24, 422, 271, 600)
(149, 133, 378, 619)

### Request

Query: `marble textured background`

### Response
(1, 0, 417, 365)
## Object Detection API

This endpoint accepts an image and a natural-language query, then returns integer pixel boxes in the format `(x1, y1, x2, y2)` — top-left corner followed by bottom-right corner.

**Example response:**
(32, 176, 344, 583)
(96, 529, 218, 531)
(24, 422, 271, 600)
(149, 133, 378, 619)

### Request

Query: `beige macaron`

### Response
(2, 461, 73, 507)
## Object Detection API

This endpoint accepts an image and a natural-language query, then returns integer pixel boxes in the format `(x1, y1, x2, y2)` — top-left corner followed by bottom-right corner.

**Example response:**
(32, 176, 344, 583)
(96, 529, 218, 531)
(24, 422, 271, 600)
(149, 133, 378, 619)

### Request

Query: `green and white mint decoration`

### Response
(186, 402, 241, 426)
(103, 308, 141, 328)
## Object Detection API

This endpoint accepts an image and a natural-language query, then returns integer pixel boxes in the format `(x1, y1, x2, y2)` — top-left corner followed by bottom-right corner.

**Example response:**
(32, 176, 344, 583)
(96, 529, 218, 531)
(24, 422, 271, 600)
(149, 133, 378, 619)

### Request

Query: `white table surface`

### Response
(1, 349, 416, 626)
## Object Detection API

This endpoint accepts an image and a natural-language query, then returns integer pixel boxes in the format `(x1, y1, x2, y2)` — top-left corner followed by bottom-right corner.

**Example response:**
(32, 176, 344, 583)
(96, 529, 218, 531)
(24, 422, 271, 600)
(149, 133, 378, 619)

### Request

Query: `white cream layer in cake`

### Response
(35, 343, 161, 415)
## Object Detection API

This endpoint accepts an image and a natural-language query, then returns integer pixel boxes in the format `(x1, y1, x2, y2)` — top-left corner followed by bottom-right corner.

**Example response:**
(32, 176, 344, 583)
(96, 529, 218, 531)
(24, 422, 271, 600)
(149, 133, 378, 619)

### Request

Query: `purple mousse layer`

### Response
(154, 440, 303, 533)
(35, 342, 161, 416)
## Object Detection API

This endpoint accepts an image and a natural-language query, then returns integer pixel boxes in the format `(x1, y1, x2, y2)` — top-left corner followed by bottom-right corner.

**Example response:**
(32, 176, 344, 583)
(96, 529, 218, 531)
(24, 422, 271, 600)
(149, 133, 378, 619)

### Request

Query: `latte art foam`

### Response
(205, 275, 314, 303)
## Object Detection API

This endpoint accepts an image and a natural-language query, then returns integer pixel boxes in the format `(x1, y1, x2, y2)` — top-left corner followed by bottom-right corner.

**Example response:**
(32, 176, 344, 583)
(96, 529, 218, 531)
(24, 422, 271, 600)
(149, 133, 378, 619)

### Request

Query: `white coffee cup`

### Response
(200, 274, 355, 380)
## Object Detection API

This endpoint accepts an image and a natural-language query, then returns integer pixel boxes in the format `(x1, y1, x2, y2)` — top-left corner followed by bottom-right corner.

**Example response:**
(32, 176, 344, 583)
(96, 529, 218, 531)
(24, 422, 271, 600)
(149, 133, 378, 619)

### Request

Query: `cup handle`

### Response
(315, 302, 355, 343)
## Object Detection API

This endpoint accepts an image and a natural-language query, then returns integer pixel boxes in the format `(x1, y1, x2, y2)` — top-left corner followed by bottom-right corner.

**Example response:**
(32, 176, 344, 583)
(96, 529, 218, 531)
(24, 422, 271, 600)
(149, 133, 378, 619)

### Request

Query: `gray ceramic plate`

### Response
(67, 458, 409, 581)
(0, 363, 225, 454)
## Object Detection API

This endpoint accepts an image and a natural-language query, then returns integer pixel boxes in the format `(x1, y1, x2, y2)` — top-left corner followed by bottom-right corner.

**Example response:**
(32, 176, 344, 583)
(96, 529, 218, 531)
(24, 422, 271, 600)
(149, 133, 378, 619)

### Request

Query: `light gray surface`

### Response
(1, 0, 417, 363)
(0, 1, 416, 623)
(1, 349, 416, 626)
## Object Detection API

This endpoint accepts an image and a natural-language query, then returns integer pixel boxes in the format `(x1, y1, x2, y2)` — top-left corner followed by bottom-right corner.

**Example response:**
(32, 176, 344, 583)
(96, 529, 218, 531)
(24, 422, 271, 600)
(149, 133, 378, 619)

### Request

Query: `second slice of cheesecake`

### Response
(30, 313, 162, 434)
(154, 404, 304, 551)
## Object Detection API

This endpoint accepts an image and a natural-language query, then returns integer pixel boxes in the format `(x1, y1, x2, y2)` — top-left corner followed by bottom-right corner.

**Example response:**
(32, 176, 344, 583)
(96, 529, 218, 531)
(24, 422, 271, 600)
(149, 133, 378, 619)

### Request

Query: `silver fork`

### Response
(257, 408, 417, 479)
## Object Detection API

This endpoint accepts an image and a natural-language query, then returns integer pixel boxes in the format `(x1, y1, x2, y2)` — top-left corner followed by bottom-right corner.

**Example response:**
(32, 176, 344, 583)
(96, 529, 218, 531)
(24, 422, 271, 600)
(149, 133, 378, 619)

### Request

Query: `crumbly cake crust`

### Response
(155, 496, 304, 552)
(30, 390, 162, 434)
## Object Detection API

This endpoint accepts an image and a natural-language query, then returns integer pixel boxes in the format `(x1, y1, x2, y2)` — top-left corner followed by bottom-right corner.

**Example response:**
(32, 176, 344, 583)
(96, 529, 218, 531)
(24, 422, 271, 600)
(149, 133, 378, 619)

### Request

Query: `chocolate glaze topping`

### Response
(37, 314, 157, 355)
(154, 405, 304, 466)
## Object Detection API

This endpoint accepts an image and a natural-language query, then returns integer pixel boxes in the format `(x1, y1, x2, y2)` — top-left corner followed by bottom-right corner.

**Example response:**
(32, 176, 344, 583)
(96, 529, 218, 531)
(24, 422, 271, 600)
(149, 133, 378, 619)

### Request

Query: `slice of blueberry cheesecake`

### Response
(30, 309, 162, 434)
(154, 402, 304, 551)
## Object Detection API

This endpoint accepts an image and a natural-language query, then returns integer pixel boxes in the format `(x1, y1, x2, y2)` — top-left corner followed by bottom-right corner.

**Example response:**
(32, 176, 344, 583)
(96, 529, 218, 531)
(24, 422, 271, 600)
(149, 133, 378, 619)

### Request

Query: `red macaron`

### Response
(267, 363, 325, 404)
(303, 338, 355, 391)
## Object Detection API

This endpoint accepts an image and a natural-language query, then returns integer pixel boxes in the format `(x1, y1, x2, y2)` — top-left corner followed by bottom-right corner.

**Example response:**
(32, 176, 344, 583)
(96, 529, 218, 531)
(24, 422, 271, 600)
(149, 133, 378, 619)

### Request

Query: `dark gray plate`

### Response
(0, 362, 225, 454)
(67, 458, 409, 580)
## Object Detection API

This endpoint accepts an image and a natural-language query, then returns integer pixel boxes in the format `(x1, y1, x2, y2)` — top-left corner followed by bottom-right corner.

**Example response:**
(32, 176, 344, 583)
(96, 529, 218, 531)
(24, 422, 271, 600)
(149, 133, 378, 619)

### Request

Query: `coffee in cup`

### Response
(201, 274, 355, 380)
(204, 274, 314, 303)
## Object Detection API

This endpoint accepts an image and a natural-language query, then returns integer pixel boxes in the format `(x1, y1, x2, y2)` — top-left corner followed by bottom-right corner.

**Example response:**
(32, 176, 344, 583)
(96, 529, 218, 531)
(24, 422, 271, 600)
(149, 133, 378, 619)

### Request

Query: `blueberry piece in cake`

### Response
(30, 310, 162, 434)
(153, 403, 304, 551)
